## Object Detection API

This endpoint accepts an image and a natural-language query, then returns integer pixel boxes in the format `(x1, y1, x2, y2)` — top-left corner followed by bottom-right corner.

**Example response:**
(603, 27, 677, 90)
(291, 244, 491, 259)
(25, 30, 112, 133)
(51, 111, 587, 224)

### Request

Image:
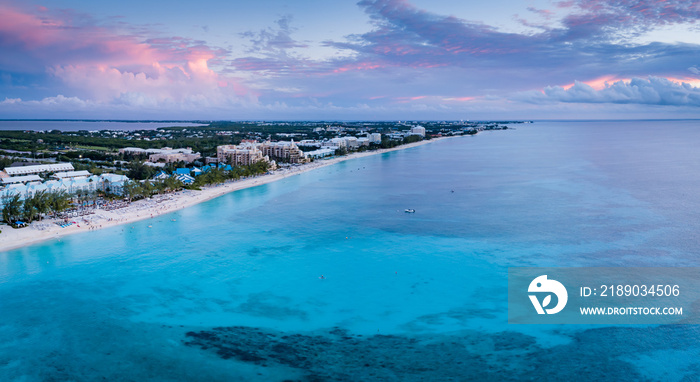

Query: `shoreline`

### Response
(0, 136, 456, 253)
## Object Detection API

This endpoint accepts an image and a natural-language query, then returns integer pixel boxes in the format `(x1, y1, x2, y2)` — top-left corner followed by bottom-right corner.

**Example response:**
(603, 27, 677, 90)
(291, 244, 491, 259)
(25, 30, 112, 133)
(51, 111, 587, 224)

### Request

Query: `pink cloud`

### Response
(332, 62, 386, 74)
(443, 96, 476, 102)
(0, 5, 158, 66)
(561, 75, 623, 90)
(0, 3, 251, 107)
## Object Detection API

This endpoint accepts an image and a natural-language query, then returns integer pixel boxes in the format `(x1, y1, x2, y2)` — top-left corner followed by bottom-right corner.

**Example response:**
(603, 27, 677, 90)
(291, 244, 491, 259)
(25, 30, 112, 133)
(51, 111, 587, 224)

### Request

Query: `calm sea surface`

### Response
(1, 120, 700, 381)
(0, 120, 207, 131)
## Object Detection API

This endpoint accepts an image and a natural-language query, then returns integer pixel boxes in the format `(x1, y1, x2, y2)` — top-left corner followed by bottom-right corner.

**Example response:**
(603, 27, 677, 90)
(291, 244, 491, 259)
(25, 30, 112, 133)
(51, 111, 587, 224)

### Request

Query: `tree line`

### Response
(1, 191, 72, 225)
(2, 160, 271, 226)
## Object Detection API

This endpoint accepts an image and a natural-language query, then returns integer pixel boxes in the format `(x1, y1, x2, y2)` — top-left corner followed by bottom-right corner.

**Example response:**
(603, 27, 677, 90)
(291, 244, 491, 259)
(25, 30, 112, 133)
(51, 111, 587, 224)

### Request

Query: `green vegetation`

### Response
(192, 161, 270, 188)
(127, 161, 157, 181)
(1, 190, 72, 225)
(120, 161, 269, 202)
(0, 157, 12, 169)
(122, 178, 185, 202)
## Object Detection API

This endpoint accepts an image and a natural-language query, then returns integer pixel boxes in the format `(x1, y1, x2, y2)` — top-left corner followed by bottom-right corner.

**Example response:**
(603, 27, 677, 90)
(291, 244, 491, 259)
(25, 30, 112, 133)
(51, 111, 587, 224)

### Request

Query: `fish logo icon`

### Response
(528, 275, 568, 315)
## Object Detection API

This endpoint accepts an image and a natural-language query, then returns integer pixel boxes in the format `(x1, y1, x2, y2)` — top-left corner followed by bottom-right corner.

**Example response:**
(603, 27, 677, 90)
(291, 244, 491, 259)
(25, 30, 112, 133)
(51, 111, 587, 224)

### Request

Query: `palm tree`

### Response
(2, 194, 23, 224)
(163, 176, 183, 192)
(122, 180, 141, 202)
(33, 190, 51, 220)
(22, 195, 38, 223)
(141, 180, 156, 198)
(154, 180, 167, 195)
(48, 190, 71, 217)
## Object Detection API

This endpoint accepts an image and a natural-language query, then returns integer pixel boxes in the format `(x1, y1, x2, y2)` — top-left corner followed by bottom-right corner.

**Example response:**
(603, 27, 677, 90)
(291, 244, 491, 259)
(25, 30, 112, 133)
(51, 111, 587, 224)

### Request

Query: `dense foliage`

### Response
(1, 190, 71, 225)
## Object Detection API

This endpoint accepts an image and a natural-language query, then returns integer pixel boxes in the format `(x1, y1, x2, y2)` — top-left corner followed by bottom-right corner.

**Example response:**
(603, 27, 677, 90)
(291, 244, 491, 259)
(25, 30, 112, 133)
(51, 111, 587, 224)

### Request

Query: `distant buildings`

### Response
(148, 150, 201, 164)
(410, 126, 426, 137)
(297, 140, 322, 148)
(305, 148, 335, 159)
(119, 147, 201, 164)
(369, 133, 382, 144)
(343, 137, 359, 149)
(324, 138, 347, 149)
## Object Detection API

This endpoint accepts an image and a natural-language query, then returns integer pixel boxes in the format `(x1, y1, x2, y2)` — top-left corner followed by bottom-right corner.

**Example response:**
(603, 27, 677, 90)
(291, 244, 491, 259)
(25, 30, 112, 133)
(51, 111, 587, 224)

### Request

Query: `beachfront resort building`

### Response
(305, 148, 335, 159)
(217, 143, 271, 166)
(410, 126, 426, 137)
(260, 141, 309, 164)
(323, 138, 347, 149)
(0, 173, 129, 208)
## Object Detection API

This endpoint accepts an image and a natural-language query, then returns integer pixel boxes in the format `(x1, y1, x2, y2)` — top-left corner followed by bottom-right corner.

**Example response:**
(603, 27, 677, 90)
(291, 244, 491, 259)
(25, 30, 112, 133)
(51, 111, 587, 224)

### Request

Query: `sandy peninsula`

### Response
(0, 136, 454, 253)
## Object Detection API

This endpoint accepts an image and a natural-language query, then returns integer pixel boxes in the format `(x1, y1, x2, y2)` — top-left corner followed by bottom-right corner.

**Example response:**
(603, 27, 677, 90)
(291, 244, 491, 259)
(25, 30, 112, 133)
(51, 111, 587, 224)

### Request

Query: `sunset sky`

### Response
(1, 0, 699, 120)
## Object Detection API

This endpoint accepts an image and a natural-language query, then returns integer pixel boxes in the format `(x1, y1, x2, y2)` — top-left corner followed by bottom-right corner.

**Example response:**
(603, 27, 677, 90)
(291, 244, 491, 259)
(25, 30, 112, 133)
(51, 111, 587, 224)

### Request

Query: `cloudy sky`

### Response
(1, 0, 699, 120)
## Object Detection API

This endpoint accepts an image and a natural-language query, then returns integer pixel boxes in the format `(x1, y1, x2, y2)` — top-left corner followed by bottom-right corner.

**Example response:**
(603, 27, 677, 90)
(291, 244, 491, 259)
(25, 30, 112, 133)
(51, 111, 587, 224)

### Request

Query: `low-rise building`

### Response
(1, 175, 42, 185)
(305, 148, 335, 159)
(4, 163, 74, 176)
(120, 147, 201, 163)
(148, 149, 201, 164)
(0, 173, 129, 204)
(298, 140, 322, 148)
(53, 170, 92, 179)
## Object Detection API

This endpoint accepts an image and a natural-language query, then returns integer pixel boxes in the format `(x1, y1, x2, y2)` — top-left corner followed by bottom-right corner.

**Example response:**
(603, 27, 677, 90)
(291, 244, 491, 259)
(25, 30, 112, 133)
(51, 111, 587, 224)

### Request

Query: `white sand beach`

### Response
(0, 137, 454, 252)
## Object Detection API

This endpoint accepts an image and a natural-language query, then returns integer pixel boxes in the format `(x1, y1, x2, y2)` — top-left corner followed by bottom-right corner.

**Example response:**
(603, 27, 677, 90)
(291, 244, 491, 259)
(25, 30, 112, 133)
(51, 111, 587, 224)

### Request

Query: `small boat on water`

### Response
(404, 209, 416, 213)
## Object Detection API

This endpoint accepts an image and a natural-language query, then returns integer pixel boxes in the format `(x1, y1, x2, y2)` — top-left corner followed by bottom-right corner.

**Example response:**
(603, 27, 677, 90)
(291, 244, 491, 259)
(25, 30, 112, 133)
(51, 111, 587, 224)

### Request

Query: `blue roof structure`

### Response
(175, 168, 190, 175)
(175, 174, 195, 184)
(153, 170, 170, 180)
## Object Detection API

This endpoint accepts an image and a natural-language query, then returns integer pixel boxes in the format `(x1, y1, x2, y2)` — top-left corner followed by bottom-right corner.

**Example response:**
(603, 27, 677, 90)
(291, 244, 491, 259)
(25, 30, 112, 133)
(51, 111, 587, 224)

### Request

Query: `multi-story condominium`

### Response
(217, 143, 270, 166)
(324, 138, 347, 148)
(343, 137, 359, 149)
(260, 141, 308, 164)
(369, 133, 382, 143)
(410, 126, 426, 137)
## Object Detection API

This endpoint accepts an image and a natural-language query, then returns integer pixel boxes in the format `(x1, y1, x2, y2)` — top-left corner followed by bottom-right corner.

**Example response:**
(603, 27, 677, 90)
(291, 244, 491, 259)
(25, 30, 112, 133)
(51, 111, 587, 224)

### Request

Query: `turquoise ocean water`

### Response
(1, 120, 700, 381)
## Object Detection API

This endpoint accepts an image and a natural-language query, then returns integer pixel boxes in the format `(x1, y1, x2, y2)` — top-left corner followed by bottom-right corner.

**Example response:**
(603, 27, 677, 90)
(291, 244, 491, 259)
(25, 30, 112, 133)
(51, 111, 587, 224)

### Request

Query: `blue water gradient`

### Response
(2, 120, 700, 380)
